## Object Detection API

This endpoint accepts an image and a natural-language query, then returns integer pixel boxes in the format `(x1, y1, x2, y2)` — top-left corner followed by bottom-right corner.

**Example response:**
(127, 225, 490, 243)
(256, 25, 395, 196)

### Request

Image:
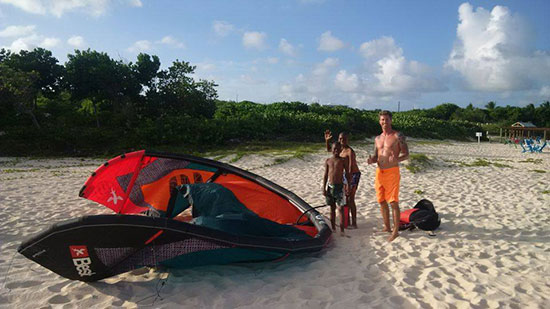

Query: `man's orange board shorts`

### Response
(375, 167, 400, 203)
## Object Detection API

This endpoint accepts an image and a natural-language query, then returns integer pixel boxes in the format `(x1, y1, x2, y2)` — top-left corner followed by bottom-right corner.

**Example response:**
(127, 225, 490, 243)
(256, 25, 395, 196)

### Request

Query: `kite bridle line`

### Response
(119, 152, 146, 214)
(295, 204, 330, 225)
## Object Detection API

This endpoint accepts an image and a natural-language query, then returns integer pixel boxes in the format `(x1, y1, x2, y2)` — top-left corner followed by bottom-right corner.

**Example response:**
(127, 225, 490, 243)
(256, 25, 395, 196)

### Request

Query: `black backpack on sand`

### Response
(399, 199, 441, 231)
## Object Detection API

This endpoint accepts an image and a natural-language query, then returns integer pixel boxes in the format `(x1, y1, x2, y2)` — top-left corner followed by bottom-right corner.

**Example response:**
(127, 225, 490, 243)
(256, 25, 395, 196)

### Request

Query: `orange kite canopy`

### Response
(80, 150, 311, 226)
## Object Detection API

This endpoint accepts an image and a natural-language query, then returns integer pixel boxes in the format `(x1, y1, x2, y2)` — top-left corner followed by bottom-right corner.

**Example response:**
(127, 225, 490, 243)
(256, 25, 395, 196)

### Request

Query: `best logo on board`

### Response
(69, 245, 95, 277)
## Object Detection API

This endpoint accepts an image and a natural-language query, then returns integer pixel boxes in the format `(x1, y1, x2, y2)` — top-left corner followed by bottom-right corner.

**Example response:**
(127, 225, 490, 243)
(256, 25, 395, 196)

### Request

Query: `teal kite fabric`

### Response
(170, 183, 310, 241)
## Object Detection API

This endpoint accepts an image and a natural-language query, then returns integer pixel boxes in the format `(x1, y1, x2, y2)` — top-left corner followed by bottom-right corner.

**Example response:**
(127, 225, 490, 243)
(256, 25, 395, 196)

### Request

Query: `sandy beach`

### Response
(1, 141, 549, 308)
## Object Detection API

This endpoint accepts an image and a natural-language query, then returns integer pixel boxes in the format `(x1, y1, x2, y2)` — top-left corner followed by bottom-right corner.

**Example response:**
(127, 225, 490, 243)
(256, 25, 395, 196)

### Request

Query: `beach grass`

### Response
(405, 153, 432, 173)
(518, 158, 543, 164)
(409, 140, 452, 145)
(204, 141, 324, 163)
(492, 162, 513, 168)
(443, 159, 469, 167)
(470, 158, 491, 167)
(0, 158, 22, 167)
(1, 168, 40, 173)
(445, 158, 512, 168)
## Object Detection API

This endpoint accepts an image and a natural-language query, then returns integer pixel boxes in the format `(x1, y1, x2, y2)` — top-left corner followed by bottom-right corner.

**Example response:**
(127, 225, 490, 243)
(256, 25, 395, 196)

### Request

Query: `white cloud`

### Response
(129, 0, 142, 7)
(540, 86, 550, 98)
(127, 40, 152, 53)
(281, 57, 340, 101)
(359, 36, 446, 96)
(50, 0, 110, 17)
(0, 0, 45, 14)
(318, 31, 344, 52)
(3, 33, 61, 52)
(278, 38, 296, 56)
(280, 37, 446, 108)
(5, 35, 37, 52)
(159, 35, 185, 48)
(446, 2, 550, 92)
(212, 20, 235, 37)
(359, 36, 401, 59)
(334, 70, 359, 92)
(40, 37, 59, 48)
(267, 57, 279, 64)
(0, 25, 36, 37)
(197, 62, 216, 71)
(240, 74, 266, 85)
(312, 57, 338, 76)
(126, 36, 184, 54)
(67, 35, 85, 48)
(0, 0, 141, 17)
(242, 31, 267, 50)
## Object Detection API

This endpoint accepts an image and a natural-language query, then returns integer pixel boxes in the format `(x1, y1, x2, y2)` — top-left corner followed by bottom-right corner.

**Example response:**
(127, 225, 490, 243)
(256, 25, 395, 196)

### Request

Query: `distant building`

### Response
(511, 121, 536, 128)
(503, 121, 548, 142)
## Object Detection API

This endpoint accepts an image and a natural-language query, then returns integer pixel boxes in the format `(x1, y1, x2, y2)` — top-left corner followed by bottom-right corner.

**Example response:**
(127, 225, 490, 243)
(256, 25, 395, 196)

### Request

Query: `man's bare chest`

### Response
(377, 136, 398, 150)
(329, 158, 344, 168)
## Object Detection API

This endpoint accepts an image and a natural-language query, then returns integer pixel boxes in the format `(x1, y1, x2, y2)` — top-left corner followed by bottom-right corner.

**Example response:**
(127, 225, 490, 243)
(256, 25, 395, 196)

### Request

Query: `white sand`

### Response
(1, 142, 549, 308)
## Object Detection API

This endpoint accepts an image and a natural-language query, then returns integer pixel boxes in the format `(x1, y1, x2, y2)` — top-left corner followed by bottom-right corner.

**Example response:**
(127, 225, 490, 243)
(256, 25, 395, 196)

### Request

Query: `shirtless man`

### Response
(325, 130, 360, 228)
(367, 110, 409, 242)
(323, 142, 349, 236)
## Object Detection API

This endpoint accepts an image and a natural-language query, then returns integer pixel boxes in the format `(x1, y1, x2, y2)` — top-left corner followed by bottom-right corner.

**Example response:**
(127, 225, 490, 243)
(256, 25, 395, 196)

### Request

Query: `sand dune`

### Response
(1, 142, 549, 308)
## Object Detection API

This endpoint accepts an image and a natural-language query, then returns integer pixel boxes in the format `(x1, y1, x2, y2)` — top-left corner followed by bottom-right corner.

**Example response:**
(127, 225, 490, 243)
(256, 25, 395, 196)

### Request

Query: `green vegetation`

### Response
(531, 170, 546, 173)
(542, 190, 550, 194)
(1, 47, 549, 156)
(204, 141, 322, 164)
(410, 140, 451, 145)
(2, 168, 40, 173)
(443, 159, 468, 167)
(414, 189, 424, 195)
(205, 141, 323, 167)
(229, 154, 245, 163)
(405, 153, 432, 173)
(444, 158, 512, 168)
(0, 158, 22, 166)
(518, 158, 543, 164)
(469, 158, 491, 167)
(492, 162, 512, 168)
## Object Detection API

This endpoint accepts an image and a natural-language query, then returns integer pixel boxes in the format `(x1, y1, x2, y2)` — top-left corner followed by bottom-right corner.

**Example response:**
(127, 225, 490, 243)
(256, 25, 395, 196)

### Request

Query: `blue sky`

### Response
(1, 0, 549, 111)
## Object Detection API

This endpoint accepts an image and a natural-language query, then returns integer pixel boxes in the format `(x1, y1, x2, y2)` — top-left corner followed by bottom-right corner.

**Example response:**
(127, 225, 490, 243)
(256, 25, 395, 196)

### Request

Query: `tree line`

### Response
(0, 47, 548, 156)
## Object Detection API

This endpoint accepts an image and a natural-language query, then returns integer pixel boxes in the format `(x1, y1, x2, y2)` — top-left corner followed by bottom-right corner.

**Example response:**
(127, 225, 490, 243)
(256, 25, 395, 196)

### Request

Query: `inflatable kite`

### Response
(18, 150, 331, 282)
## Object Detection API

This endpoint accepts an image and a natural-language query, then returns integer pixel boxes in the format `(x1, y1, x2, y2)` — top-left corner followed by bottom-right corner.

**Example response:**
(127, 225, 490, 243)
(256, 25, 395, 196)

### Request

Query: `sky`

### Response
(0, 0, 549, 111)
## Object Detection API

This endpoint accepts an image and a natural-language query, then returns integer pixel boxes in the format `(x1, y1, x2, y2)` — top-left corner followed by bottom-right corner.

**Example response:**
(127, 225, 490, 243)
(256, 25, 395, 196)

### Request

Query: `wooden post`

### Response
(499, 128, 503, 143)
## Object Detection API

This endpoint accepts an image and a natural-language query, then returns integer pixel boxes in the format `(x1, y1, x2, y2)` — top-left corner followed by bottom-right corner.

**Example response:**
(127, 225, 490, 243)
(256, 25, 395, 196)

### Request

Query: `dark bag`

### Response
(399, 199, 440, 231)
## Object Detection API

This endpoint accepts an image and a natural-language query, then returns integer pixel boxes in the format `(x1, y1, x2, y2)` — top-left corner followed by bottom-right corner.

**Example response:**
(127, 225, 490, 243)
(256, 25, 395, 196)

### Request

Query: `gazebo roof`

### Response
(511, 121, 536, 128)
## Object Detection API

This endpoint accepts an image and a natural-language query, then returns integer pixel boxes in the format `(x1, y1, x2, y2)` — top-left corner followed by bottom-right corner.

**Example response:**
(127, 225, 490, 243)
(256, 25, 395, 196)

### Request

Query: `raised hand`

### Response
(324, 129, 332, 142)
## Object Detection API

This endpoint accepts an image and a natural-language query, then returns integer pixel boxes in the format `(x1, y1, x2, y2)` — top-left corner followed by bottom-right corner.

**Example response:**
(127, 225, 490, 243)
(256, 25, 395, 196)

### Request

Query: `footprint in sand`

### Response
(389, 295, 407, 306)
(47, 282, 69, 293)
(5, 280, 43, 289)
(476, 264, 489, 273)
(48, 294, 70, 305)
